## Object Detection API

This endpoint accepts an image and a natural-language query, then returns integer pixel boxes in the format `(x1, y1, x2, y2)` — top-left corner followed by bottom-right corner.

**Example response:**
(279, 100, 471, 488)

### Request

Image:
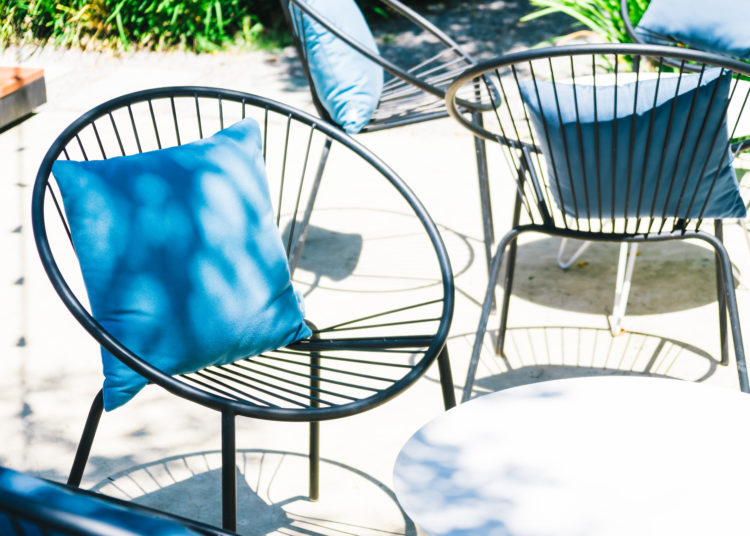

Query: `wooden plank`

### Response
(0, 66, 45, 98)
(0, 66, 46, 128)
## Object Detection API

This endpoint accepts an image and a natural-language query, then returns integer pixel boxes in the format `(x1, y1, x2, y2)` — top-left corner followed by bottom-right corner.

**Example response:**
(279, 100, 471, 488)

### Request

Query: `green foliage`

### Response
(0, 0, 286, 52)
(522, 0, 650, 45)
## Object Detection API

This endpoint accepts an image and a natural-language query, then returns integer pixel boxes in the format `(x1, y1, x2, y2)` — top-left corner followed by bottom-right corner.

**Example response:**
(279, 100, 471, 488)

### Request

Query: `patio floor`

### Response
(2, 3, 750, 535)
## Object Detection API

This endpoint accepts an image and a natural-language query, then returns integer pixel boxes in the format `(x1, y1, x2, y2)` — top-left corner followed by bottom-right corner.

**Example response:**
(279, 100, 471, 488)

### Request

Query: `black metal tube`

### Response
(436, 346, 456, 410)
(67, 390, 104, 487)
(309, 420, 320, 501)
(309, 325, 321, 500)
(288, 138, 332, 275)
(714, 221, 729, 366)
(497, 192, 523, 356)
(473, 109, 494, 273)
(463, 228, 522, 402)
(698, 232, 748, 392)
(221, 411, 236, 531)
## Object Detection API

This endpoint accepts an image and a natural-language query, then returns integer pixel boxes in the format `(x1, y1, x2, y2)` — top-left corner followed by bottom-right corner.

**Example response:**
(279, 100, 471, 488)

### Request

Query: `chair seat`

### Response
(364, 49, 474, 131)
(178, 304, 442, 419)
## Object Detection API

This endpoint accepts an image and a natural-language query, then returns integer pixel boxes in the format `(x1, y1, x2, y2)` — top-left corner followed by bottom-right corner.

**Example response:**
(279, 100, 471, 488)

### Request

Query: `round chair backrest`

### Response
(32, 86, 453, 419)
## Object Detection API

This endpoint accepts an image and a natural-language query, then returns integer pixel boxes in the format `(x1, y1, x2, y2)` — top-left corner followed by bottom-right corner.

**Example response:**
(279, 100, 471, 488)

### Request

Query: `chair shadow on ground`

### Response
(90, 449, 416, 536)
(506, 237, 733, 315)
(283, 221, 363, 295)
(467, 326, 720, 397)
(284, 210, 474, 296)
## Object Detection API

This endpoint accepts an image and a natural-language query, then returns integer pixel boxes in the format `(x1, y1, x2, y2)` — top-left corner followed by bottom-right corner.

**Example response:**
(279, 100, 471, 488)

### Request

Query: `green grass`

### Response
(0, 0, 289, 52)
(0, 0, 427, 53)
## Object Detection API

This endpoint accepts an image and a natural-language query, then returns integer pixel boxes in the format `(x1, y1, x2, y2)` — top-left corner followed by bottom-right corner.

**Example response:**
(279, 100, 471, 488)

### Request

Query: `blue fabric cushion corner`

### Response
(53, 118, 312, 411)
(518, 69, 746, 220)
(290, 0, 383, 134)
(635, 0, 750, 59)
(0, 467, 201, 534)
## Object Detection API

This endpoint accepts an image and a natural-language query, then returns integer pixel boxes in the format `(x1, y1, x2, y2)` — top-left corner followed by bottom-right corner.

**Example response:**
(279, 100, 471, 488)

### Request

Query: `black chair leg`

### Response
(472, 110, 494, 274)
(309, 421, 320, 501)
(714, 221, 729, 366)
(496, 192, 523, 356)
(496, 236, 518, 356)
(67, 390, 104, 487)
(308, 325, 321, 501)
(702, 232, 749, 393)
(436, 346, 456, 410)
(221, 411, 236, 532)
(287, 138, 332, 277)
(463, 228, 522, 403)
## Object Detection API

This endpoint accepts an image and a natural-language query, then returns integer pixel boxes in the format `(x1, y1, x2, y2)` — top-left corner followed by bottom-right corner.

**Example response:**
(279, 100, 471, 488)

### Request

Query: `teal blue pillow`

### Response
(52, 119, 312, 411)
(290, 0, 383, 134)
(519, 69, 746, 220)
(635, 0, 750, 59)
(0, 467, 201, 534)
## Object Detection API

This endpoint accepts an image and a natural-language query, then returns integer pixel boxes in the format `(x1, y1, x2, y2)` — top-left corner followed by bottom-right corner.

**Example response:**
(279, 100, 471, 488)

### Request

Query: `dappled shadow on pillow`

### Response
(504, 237, 733, 315)
(90, 449, 416, 536)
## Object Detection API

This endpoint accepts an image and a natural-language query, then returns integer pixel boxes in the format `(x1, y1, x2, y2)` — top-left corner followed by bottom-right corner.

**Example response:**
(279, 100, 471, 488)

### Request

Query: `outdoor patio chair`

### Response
(0, 466, 236, 535)
(620, 0, 750, 72)
(446, 44, 750, 401)
(279, 0, 497, 271)
(31, 86, 455, 531)
(551, 1, 750, 333)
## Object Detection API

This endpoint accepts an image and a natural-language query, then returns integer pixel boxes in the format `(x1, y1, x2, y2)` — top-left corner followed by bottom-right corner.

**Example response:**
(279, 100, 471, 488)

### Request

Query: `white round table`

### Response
(393, 376, 750, 535)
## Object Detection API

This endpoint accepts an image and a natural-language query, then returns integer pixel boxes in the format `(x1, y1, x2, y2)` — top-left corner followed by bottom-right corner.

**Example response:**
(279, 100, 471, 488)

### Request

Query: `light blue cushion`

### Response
(635, 0, 750, 59)
(518, 69, 746, 220)
(290, 0, 383, 134)
(53, 119, 312, 411)
(0, 467, 201, 534)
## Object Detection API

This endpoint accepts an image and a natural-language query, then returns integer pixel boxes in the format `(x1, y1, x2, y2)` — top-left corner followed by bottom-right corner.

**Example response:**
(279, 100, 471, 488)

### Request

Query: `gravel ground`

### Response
(275, 0, 577, 89)
(371, 0, 577, 59)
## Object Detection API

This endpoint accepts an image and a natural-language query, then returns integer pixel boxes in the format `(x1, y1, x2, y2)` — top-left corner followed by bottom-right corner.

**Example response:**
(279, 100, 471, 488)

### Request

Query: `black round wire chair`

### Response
(446, 43, 749, 401)
(32, 86, 455, 531)
(279, 0, 499, 272)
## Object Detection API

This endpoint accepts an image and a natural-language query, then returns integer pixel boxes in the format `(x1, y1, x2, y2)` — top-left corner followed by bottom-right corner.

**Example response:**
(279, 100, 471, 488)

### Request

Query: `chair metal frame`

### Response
(446, 43, 749, 401)
(0, 467, 236, 535)
(279, 0, 497, 270)
(32, 86, 456, 531)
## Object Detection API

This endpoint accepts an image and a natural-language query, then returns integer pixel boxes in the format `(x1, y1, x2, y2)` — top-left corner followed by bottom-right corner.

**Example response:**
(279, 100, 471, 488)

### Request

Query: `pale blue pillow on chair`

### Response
(635, 0, 750, 59)
(290, 0, 383, 134)
(519, 69, 746, 220)
(53, 118, 312, 411)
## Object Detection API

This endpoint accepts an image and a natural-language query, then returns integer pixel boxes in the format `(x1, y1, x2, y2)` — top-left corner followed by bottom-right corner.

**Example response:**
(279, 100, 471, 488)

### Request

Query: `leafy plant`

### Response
(522, 0, 650, 45)
(0, 0, 286, 52)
